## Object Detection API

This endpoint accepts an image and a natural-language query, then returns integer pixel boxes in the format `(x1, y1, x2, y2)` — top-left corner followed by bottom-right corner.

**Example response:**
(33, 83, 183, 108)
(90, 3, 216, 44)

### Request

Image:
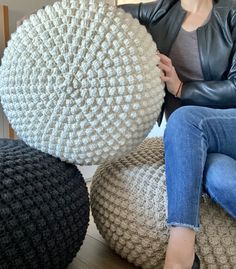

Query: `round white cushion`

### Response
(0, 0, 164, 165)
(91, 138, 236, 269)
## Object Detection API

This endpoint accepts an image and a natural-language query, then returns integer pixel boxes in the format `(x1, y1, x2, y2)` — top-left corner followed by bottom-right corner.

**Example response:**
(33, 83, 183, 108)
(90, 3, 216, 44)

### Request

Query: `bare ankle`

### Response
(164, 227, 196, 269)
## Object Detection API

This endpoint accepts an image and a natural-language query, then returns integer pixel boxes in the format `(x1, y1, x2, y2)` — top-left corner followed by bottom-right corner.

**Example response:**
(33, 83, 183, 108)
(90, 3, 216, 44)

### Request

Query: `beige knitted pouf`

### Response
(0, 0, 164, 165)
(90, 138, 236, 269)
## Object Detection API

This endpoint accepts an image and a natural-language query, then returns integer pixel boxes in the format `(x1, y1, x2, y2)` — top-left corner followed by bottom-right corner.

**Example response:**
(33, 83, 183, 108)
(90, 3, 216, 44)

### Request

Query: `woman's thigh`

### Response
(165, 106, 236, 159)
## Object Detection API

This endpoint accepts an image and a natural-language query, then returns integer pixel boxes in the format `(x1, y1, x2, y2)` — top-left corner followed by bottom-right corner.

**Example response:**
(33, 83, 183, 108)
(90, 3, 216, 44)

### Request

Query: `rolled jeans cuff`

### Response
(166, 222, 201, 232)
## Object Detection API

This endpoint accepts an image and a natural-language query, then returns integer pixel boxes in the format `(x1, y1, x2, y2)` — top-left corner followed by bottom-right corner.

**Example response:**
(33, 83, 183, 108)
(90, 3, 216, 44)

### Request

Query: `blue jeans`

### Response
(164, 106, 236, 231)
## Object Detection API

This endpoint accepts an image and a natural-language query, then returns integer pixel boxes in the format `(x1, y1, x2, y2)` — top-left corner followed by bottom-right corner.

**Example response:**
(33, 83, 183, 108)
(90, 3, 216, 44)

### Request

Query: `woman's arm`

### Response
(156, 50, 236, 108)
(180, 79, 236, 108)
(180, 40, 236, 108)
(118, 1, 163, 27)
(16, 6, 45, 27)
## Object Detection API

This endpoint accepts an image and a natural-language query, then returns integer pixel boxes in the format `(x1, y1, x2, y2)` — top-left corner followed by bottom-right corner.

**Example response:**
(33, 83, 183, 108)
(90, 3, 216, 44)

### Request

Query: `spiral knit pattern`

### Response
(0, 0, 164, 165)
(90, 138, 236, 269)
(0, 139, 90, 269)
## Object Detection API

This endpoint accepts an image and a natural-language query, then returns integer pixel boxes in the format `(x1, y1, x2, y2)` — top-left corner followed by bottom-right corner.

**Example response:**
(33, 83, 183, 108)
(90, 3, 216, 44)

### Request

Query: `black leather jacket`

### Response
(120, 0, 236, 124)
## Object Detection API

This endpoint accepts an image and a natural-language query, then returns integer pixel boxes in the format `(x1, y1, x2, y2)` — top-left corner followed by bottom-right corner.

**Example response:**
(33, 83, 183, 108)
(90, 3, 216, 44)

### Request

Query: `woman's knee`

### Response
(164, 106, 203, 143)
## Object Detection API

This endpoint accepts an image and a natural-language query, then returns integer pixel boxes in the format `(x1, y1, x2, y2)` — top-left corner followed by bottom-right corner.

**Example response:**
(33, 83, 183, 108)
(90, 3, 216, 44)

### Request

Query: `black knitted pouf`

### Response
(0, 139, 89, 269)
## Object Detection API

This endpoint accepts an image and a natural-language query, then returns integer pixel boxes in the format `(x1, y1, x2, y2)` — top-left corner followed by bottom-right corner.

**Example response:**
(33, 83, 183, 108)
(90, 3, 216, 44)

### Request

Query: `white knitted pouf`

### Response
(90, 138, 236, 269)
(0, 0, 164, 165)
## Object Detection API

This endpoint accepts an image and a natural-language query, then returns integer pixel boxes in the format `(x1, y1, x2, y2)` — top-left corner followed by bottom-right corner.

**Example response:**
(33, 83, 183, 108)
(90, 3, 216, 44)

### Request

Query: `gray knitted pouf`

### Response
(90, 138, 236, 269)
(0, 0, 164, 165)
(0, 139, 90, 269)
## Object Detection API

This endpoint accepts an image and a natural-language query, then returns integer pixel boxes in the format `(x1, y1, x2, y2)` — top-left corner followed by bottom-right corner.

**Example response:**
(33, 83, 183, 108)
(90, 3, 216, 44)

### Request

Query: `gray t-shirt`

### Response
(165, 26, 204, 118)
(170, 27, 204, 82)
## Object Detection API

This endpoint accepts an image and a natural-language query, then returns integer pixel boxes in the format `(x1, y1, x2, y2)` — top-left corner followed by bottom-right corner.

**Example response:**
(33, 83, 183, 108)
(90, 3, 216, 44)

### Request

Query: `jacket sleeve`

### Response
(118, 1, 162, 27)
(180, 80, 236, 108)
(180, 10, 236, 108)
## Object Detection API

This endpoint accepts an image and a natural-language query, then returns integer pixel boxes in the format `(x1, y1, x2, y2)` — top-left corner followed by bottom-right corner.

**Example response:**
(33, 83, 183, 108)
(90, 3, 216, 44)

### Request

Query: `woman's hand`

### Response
(17, 7, 44, 27)
(17, 15, 30, 27)
(157, 52, 182, 98)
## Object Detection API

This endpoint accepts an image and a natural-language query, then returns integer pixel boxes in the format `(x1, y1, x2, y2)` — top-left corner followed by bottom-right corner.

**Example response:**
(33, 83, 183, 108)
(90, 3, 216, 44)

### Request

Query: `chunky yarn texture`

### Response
(0, 139, 90, 269)
(0, 0, 164, 165)
(90, 138, 236, 269)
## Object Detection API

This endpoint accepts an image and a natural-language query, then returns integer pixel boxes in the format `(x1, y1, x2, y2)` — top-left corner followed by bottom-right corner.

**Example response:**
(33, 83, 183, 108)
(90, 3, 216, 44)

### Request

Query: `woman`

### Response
(120, 0, 236, 268)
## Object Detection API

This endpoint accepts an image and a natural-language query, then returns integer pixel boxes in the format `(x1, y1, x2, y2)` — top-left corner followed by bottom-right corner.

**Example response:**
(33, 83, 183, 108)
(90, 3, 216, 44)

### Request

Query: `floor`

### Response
(67, 181, 140, 269)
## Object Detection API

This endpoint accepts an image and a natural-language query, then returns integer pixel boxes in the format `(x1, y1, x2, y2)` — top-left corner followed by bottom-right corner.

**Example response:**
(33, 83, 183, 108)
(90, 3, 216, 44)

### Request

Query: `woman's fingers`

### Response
(156, 53, 173, 82)
(16, 8, 40, 27)
(17, 16, 29, 27)
(159, 62, 172, 77)
(156, 51, 182, 95)
(158, 53, 172, 66)
(160, 73, 170, 82)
